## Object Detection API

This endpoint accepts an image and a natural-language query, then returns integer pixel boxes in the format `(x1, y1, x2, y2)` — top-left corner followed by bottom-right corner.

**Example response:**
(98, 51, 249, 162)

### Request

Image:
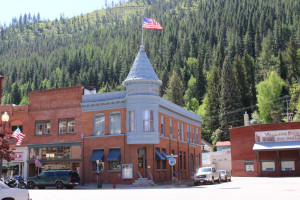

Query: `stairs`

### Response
(132, 178, 155, 186)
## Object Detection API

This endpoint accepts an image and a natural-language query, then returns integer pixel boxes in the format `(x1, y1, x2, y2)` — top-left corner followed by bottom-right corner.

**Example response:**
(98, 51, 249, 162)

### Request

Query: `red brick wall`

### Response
(230, 122, 300, 177)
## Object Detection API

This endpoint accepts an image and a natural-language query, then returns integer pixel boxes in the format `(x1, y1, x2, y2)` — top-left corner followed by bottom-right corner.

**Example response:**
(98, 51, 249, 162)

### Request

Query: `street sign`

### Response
(169, 157, 176, 166)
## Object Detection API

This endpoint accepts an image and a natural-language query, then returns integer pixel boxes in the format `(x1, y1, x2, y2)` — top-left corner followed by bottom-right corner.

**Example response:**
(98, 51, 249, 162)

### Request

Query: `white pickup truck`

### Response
(193, 167, 221, 185)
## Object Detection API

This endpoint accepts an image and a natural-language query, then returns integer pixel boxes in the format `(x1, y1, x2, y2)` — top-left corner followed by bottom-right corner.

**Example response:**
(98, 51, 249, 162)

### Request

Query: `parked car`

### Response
(193, 167, 221, 185)
(27, 170, 80, 189)
(218, 170, 231, 182)
(0, 181, 31, 200)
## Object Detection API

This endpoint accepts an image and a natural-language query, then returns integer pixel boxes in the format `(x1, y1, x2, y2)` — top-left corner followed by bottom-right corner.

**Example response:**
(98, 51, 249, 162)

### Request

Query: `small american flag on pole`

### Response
(143, 17, 163, 30)
(12, 127, 25, 146)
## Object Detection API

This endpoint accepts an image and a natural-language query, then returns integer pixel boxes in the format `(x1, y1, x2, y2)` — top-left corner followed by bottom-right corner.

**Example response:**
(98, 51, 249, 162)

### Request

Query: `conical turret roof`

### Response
(122, 45, 161, 87)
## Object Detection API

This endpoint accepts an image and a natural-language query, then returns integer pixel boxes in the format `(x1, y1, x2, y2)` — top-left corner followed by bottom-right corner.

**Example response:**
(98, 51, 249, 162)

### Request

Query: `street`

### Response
(29, 177, 300, 200)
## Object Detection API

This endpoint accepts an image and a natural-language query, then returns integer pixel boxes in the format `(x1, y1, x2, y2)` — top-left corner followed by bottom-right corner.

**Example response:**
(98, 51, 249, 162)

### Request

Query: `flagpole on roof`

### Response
(142, 19, 144, 47)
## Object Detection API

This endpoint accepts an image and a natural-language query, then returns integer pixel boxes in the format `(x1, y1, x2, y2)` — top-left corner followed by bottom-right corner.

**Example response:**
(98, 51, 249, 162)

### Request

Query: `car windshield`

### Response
(0, 181, 10, 189)
(219, 171, 226, 175)
(198, 168, 212, 173)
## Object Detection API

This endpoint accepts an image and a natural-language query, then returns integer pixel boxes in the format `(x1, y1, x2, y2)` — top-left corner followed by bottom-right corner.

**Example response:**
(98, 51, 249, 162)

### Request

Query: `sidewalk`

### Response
(76, 182, 192, 190)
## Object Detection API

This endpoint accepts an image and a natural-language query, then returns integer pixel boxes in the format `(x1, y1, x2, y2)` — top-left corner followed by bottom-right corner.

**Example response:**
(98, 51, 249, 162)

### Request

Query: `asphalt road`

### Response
(29, 177, 300, 200)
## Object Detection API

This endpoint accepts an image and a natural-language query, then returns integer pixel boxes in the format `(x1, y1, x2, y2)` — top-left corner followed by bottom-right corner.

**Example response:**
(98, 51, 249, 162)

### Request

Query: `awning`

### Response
(161, 150, 169, 160)
(106, 149, 121, 161)
(155, 150, 166, 161)
(90, 149, 104, 162)
(253, 141, 300, 151)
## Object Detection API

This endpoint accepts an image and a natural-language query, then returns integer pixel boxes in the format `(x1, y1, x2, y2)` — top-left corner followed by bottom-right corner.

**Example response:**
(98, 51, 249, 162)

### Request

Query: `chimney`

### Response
(244, 111, 250, 126)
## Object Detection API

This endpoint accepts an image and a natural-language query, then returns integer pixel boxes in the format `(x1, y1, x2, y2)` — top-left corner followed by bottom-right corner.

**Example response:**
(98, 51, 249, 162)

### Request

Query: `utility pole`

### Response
(282, 95, 293, 122)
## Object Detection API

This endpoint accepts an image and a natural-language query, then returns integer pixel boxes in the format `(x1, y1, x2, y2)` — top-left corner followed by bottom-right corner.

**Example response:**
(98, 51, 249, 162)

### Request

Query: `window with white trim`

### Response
(170, 119, 173, 139)
(128, 110, 135, 132)
(35, 120, 51, 135)
(94, 114, 105, 136)
(161, 116, 164, 136)
(110, 113, 121, 134)
(178, 122, 181, 140)
(143, 110, 154, 132)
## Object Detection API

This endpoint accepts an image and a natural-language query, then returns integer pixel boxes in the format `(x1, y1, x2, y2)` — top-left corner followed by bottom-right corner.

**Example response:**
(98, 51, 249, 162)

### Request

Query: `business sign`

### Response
(255, 129, 300, 143)
(122, 164, 133, 179)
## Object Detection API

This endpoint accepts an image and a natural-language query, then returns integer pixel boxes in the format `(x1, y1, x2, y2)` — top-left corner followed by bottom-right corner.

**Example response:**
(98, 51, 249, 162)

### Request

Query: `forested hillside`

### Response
(0, 0, 299, 143)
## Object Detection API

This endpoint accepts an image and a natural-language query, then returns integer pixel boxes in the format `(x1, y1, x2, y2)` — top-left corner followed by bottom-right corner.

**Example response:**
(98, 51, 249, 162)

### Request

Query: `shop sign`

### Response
(14, 152, 24, 161)
(255, 129, 300, 143)
(122, 164, 133, 179)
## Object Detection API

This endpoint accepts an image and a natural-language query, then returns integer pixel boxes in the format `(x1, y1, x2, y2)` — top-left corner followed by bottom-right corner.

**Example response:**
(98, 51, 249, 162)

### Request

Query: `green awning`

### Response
(106, 149, 121, 162)
(155, 150, 166, 161)
(90, 149, 104, 162)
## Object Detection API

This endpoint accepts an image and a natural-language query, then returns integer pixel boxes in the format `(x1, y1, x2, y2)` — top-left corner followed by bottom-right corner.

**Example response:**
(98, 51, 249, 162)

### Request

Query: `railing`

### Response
(137, 171, 142, 179)
(173, 170, 181, 180)
(147, 170, 154, 181)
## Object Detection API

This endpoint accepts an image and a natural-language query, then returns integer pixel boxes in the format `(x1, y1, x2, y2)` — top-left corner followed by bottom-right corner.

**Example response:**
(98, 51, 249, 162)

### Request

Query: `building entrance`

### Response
(138, 147, 146, 177)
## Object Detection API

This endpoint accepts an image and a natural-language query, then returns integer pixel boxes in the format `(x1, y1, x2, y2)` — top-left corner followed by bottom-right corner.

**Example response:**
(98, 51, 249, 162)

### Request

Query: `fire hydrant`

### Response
(113, 179, 116, 189)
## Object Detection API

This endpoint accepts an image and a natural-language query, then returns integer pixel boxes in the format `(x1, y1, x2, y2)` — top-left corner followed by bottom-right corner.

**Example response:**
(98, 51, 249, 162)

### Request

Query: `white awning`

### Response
(253, 141, 300, 151)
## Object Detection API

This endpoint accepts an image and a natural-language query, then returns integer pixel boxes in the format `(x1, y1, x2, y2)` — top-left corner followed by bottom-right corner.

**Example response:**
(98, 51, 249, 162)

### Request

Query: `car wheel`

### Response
(56, 181, 64, 189)
(224, 176, 227, 182)
(27, 181, 35, 189)
(211, 177, 214, 184)
(194, 182, 199, 186)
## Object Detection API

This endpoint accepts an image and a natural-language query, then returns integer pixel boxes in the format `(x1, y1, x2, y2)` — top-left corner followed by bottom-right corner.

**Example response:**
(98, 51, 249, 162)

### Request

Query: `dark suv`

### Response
(27, 170, 80, 189)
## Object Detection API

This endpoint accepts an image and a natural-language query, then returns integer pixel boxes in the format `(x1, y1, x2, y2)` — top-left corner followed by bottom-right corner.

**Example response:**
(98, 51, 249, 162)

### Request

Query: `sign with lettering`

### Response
(255, 129, 300, 143)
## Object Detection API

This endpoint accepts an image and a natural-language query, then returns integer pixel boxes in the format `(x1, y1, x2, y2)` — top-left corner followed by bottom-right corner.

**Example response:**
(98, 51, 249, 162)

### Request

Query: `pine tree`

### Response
(285, 35, 300, 84)
(219, 56, 243, 141)
(11, 83, 21, 105)
(205, 66, 221, 134)
(195, 54, 206, 104)
(163, 70, 185, 107)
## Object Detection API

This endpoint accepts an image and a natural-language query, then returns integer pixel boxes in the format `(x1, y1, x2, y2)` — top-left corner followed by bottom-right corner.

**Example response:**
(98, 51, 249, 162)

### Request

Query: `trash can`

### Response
(97, 179, 102, 188)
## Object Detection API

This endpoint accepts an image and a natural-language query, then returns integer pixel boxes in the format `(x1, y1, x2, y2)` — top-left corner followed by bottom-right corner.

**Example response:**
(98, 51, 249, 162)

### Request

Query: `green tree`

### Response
(163, 71, 185, 107)
(256, 72, 286, 123)
(219, 56, 243, 141)
(205, 66, 221, 135)
(285, 35, 300, 84)
(184, 76, 199, 112)
(11, 83, 21, 105)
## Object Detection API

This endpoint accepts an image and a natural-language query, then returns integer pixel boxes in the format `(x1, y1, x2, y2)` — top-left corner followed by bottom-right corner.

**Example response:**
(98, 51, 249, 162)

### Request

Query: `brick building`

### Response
(1, 45, 202, 184)
(230, 122, 300, 177)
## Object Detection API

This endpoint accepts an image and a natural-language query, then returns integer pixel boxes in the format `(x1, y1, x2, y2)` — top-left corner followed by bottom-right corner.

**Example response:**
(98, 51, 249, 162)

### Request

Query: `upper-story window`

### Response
(161, 116, 164, 136)
(36, 121, 51, 135)
(178, 122, 181, 140)
(128, 111, 135, 132)
(94, 114, 105, 136)
(110, 113, 121, 134)
(170, 119, 173, 139)
(182, 123, 184, 141)
(143, 110, 154, 132)
(187, 125, 190, 142)
(197, 128, 199, 144)
(59, 118, 75, 134)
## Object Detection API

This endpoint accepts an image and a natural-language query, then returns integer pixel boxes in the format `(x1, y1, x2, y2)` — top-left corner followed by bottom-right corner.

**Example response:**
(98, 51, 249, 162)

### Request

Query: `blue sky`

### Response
(0, 0, 112, 26)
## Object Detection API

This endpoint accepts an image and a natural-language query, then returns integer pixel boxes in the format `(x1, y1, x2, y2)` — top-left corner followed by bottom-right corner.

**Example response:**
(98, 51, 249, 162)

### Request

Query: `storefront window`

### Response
(110, 161, 121, 170)
(281, 161, 295, 171)
(262, 161, 275, 171)
(244, 161, 254, 172)
(93, 161, 104, 171)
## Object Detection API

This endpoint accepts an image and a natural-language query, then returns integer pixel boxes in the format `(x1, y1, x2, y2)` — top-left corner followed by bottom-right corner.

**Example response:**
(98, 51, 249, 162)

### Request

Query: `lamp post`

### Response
(96, 160, 102, 188)
(0, 112, 10, 180)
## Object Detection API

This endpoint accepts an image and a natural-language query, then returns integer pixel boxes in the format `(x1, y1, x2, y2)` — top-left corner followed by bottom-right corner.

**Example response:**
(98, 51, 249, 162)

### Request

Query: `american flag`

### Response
(12, 127, 25, 146)
(34, 156, 43, 168)
(143, 17, 163, 30)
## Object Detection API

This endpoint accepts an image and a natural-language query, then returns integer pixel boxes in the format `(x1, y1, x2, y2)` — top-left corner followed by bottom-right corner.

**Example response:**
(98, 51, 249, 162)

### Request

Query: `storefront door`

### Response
(138, 155, 145, 177)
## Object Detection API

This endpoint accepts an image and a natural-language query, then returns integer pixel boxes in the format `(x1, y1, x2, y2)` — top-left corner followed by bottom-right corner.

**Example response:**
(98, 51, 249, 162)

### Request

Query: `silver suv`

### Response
(194, 167, 221, 185)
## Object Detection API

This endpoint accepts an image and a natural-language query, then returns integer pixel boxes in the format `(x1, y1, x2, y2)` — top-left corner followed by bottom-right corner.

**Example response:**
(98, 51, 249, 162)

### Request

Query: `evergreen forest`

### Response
(0, 0, 299, 144)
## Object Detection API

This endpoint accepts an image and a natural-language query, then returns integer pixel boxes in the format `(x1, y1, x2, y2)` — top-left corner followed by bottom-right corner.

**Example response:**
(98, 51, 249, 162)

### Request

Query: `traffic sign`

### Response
(169, 157, 176, 166)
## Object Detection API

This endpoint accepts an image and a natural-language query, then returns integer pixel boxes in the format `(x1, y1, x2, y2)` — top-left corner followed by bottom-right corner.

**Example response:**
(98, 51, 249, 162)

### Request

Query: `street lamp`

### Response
(0, 111, 11, 180)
